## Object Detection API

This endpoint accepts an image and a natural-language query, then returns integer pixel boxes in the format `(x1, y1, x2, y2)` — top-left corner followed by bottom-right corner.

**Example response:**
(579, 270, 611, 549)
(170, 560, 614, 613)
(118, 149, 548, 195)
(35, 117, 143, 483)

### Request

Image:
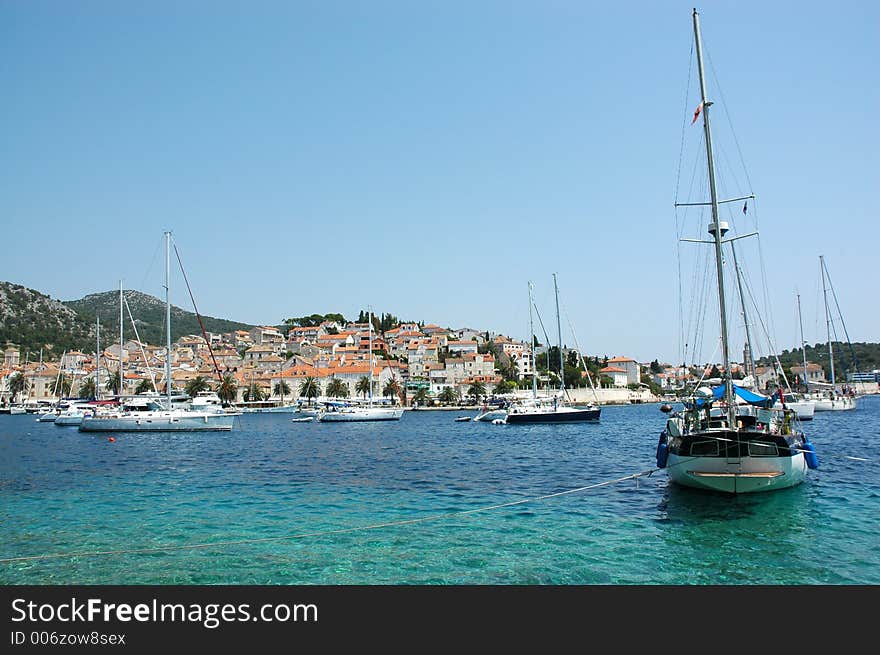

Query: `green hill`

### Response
(1, 281, 255, 357)
(0, 282, 95, 357)
(757, 342, 880, 377)
(64, 290, 254, 349)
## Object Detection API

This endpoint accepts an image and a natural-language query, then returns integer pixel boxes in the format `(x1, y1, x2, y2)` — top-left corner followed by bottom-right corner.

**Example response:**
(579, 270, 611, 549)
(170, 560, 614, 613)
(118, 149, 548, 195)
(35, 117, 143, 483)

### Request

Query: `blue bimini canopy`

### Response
(688, 383, 773, 409)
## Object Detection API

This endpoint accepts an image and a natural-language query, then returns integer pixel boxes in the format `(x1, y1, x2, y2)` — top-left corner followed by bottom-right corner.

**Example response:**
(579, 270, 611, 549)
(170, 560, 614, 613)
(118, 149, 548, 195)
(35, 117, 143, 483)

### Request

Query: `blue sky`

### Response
(1, 1, 877, 364)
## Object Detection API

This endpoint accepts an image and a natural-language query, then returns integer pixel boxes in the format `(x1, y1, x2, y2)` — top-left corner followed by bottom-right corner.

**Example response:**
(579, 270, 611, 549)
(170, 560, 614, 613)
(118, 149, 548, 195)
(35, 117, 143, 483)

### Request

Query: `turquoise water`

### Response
(1, 397, 878, 584)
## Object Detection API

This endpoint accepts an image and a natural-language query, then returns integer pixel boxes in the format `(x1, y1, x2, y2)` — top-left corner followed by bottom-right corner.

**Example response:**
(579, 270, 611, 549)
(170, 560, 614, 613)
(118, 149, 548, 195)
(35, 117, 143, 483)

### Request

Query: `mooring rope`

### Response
(0, 469, 659, 564)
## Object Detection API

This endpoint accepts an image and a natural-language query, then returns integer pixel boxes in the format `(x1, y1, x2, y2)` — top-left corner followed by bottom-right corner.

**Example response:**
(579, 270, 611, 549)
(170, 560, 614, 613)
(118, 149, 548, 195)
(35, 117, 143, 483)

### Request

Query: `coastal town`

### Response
(2, 316, 876, 411)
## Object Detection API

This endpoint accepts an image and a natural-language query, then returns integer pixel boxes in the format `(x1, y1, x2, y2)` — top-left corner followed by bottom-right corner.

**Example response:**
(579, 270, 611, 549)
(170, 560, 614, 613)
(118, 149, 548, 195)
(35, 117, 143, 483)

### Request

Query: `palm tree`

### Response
(438, 386, 458, 406)
(493, 379, 513, 395)
(273, 380, 291, 404)
(325, 377, 348, 399)
(467, 380, 486, 404)
(185, 375, 210, 397)
(134, 379, 153, 395)
(355, 376, 371, 401)
(105, 370, 122, 396)
(217, 374, 238, 404)
(383, 378, 400, 404)
(78, 378, 96, 399)
(8, 372, 28, 403)
(299, 376, 321, 406)
(412, 387, 430, 407)
(58, 374, 73, 398)
(243, 384, 265, 402)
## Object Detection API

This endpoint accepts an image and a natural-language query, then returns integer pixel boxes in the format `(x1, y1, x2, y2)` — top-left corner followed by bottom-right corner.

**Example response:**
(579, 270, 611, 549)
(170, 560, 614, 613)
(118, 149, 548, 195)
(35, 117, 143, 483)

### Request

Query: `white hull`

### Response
(473, 409, 508, 422)
(79, 411, 237, 431)
(666, 452, 808, 494)
(54, 414, 86, 426)
(812, 396, 856, 411)
(318, 407, 404, 422)
(773, 400, 815, 420)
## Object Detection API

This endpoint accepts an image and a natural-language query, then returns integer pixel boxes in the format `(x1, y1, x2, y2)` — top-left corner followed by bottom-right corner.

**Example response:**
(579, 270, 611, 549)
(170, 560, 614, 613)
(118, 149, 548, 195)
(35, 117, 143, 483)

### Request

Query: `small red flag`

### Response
(691, 101, 703, 125)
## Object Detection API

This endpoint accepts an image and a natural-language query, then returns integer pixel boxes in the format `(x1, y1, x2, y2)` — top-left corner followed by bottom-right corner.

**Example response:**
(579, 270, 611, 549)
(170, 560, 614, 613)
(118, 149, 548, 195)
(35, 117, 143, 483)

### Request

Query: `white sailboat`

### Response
(317, 308, 404, 422)
(807, 256, 856, 411)
(79, 232, 239, 432)
(656, 9, 817, 493)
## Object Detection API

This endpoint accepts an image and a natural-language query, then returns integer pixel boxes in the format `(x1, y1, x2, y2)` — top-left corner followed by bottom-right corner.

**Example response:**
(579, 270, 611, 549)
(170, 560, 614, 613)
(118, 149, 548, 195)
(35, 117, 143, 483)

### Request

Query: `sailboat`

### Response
(79, 232, 239, 432)
(655, 9, 817, 493)
(807, 256, 857, 411)
(317, 308, 404, 422)
(505, 275, 600, 424)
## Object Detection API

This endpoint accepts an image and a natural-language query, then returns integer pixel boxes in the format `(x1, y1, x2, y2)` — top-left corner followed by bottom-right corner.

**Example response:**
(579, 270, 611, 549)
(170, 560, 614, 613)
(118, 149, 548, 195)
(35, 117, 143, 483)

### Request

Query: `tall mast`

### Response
(797, 292, 809, 391)
(820, 255, 835, 387)
(693, 8, 735, 425)
(119, 279, 124, 398)
(95, 316, 101, 400)
(528, 281, 537, 399)
(165, 231, 172, 410)
(553, 273, 564, 396)
(368, 306, 373, 407)
(731, 243, 755, 383)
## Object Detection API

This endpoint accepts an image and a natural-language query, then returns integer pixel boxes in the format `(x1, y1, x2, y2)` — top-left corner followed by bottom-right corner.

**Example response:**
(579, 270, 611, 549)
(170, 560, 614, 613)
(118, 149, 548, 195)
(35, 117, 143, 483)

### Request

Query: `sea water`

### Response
(1, 396, 878, 584)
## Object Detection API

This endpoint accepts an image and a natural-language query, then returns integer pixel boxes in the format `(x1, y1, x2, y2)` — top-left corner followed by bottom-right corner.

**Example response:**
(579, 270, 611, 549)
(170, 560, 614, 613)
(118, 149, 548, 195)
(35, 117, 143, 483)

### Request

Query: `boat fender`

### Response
(656, 430, 668, 469)
(803, 437, 819, 470)
(108, 437, 116, 443)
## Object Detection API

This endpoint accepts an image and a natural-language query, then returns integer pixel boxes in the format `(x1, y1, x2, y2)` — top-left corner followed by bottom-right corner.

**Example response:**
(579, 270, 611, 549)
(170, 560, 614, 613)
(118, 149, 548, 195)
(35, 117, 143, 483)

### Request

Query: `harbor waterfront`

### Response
(2, 395, 878, 585)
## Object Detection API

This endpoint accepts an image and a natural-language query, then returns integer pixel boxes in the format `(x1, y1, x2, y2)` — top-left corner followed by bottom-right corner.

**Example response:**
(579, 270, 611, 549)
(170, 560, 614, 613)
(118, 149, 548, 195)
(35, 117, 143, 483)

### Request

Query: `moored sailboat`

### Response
(807, 256, 857, 411)
(79, 232, 239, 432)
(655, 9, 817, 493)
(505, 276, 600, 424)
(317, 308, 404, 422)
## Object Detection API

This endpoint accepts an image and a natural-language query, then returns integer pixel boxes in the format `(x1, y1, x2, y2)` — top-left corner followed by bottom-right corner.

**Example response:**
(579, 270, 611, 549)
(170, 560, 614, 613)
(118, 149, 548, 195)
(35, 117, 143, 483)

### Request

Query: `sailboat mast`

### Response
(119, 279, 124, 398)
(165, 231, 172, 410)
(528, 281, 537, 399)
(95, 316, 101, 400)
(820, 255, 835, 387)
(797, 292, 809, 391)
(731, 244, 756, 382)
(368, 307, 373, 407)
(693, 8, 734, 423)
(553, 273, 564, 396)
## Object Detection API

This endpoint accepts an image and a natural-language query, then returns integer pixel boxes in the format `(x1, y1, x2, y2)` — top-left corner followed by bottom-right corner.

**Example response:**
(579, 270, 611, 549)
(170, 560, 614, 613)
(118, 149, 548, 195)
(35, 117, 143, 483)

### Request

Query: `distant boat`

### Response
(317, 308, 404, 423)
(54, 402, 97, 426)
(806, 256, 857, 411)
(504, 277, 600, 425)
(655, 9, 816, 494)
(80, 232, 240, 433)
